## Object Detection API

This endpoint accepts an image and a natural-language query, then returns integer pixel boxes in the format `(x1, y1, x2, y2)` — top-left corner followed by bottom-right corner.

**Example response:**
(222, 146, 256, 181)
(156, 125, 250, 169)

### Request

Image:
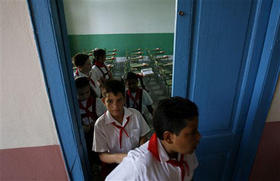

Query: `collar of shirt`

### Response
(75, 69, 88, 77)
(148, 133, 181, 163)
(104, 107, 133, 126)
(95, 61, 106, 67)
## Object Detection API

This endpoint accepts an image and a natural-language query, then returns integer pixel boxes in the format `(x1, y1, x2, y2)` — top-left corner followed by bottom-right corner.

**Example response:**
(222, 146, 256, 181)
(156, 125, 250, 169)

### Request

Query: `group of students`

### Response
(73, 49, 201, 181)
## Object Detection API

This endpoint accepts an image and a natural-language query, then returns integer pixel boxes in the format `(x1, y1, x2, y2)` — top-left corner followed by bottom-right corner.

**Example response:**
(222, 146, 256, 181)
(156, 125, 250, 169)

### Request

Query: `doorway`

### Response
(27, 0, 280, 180)
(62, 0, 176, 179)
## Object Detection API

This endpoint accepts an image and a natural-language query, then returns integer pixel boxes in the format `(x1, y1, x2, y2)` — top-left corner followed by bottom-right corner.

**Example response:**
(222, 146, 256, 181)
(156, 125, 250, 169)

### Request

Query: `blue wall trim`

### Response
(234, 0, 280, 179)
(26, 0, 91, 180)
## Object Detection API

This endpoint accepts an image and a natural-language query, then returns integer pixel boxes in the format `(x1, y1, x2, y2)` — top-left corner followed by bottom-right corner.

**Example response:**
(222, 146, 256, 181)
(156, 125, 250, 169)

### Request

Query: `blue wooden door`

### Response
(173, 0, 274, 180)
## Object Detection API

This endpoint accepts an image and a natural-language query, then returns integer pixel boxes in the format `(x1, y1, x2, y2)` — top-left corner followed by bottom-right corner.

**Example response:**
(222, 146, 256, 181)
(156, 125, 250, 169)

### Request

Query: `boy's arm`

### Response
(142, 90, 153, 115)
(108, 69, 113, 79)
(99, 152, 127, 164)
(98, 77, 106, 88)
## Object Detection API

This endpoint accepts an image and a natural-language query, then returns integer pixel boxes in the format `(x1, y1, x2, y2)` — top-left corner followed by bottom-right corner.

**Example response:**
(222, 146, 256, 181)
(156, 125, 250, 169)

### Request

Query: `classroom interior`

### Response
(64, 0, 175, 123)
(62, 0, 280, 180)
(63, 0, 176, 178)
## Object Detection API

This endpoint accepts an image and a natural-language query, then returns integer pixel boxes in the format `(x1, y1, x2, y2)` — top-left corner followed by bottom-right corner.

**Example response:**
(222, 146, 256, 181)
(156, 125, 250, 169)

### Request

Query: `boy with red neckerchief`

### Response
(73, 53, 101, 98)
(75, 77, 106, 168)
(91, 49, 113, 87)
(106, 97, 201, 181)
(92, 79, 150, 179)
(125, 72, 153, 117)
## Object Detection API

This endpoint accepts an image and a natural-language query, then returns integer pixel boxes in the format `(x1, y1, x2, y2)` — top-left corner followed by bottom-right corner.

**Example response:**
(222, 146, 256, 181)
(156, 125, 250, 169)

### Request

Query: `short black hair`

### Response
(73, 53, 89, 67)
(75, 77, 97, 97)
(153, 97, 198, 140)
(93, 48, 106, 60)
(102, 79, 125, 97)
(125, 72, 138, 81)
(75, 77, 90, 89)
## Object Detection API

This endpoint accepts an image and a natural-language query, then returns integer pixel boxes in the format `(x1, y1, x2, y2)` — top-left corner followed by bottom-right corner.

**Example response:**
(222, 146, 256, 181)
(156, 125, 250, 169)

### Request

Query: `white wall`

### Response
(0, 0, 59, 149)
(63, 0, 175, 34)
(266, 76, 280, 122)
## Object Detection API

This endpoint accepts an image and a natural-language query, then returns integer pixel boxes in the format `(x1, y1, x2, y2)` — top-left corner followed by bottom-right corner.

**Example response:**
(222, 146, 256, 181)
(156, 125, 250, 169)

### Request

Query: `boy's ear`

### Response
(162, 131, 174, 144)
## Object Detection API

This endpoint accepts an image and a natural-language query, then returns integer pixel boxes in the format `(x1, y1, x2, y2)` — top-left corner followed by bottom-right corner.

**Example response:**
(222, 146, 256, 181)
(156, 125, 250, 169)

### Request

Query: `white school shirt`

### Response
(92, 107, 150, 153)
(91, 65, 110, 81)
(126, 89, 153, 113)
(106, 134, 198, 181)
(79, 98, 107, 125)
(74, 69, 101, 98)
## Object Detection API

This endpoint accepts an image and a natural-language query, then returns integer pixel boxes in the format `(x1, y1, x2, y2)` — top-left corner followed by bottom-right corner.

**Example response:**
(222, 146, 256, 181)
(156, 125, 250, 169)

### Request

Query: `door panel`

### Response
(173, 0, 273, 180)
(190, 0, 251, 133)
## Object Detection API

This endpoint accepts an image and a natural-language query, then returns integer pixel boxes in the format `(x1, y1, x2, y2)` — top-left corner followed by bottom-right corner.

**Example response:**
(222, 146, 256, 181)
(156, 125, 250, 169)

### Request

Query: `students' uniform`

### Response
(126, 88, 153, 126)
(92, 107, 150, 154)
(93, 107, 150, 179)
(91, 62, 111, 82)
(79, 95, 106, 166)
(74, 69, 101, 98)
(79, 96, 106, 126)
(126, 88, 153, 114)
(106, 133, 199, 181)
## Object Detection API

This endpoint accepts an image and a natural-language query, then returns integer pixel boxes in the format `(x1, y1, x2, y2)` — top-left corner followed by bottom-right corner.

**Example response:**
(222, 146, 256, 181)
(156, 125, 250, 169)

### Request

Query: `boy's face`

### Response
(77, 85, 91, 101)
(126, 79, 138, 92)
(102, 92, 125, 119)
(170, 118, 200, 154)
(79, 58, 92, 73)
(97, 55, 106, 63)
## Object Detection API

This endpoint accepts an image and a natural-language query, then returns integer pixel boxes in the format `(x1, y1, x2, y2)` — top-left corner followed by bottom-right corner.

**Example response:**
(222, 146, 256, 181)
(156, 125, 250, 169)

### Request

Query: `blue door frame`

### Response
(27, 0, 90, 180)
(233, 0, 280, 179)
(27, 0, 280, 180)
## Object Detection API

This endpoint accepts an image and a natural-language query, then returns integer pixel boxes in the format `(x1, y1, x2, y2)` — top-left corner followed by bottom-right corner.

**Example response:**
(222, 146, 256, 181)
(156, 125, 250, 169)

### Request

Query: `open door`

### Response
(173, 0, 279, 180)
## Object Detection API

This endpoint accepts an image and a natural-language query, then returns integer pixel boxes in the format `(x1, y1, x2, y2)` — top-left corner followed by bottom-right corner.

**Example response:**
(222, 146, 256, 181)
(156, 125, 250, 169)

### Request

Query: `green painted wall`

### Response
(68, 33, 174, 57)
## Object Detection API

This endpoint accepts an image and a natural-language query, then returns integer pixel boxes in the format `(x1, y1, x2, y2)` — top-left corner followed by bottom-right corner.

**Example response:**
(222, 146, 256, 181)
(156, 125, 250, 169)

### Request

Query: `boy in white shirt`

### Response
(125, 72, 154, 120)
(91, 49, 112, 87)
(106, 97, 201, 181)
(73, 53, 101, 98)
(92, 79, 150, 179)
(75, 77, 106, 168)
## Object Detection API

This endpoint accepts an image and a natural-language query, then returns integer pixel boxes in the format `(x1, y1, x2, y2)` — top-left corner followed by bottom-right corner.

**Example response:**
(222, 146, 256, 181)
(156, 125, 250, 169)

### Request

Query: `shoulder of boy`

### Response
(94, 113, 106, 127)
(128, 107, 142, 116)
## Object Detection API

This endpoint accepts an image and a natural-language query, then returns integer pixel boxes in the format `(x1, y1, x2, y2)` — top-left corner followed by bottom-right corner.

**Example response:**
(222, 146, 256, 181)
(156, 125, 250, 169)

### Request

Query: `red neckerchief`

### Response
(148, 133, 190, 181)
(126, 88, 142, 112)
(89, 78, 96, 87)
(167, 155, 190, 181)
(76, 69, 96, 87)
(95, 61, 106, 67)
(78, 96, 98, 122)
(75, 69, 79, 76)
(111, 117, 130, 149)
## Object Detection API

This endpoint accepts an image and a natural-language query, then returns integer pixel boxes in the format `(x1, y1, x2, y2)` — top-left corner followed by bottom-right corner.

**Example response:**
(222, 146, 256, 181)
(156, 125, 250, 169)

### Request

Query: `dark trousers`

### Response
(101, 162, 118, 180)
(84, 128, 100, 166)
